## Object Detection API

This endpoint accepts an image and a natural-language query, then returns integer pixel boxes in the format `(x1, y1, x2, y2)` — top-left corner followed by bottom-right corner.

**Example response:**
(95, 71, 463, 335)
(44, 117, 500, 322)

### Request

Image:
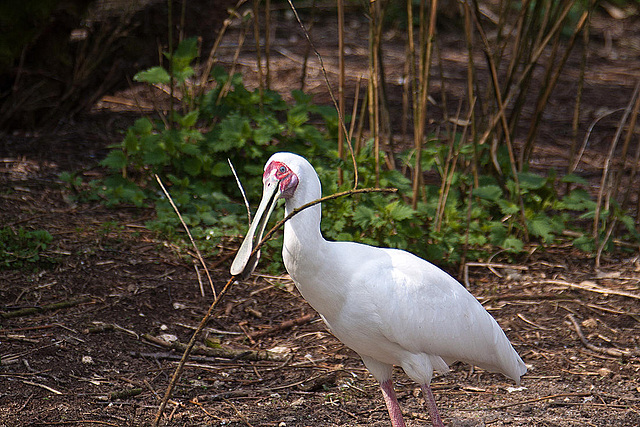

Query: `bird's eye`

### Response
(279, 165, 287, 174)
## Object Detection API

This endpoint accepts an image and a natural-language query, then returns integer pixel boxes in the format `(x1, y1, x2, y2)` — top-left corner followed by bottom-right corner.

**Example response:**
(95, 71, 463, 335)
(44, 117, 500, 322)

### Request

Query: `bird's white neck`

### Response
(279, 167, 335, 298)
(282, 190, 326, 262)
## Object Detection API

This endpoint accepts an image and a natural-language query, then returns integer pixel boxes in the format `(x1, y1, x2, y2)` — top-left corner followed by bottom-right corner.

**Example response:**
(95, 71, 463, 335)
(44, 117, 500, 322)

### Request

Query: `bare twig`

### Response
(155, 175, 216, 298)
(461, 392, 593, 411)
(21, 380, 63, 395)
(568, 108, 626, 174)
(541, 279, 640, 301)
(194, 264, 205, 297)
(593, 81, 640, 267)
(258, 187, 398, 250)
(228, 159, 252, 224)
(248, 313, 316, 339)
(142, 334, 287, 362)
(1, 296, 92, 319)
(567, 314, 629, 357)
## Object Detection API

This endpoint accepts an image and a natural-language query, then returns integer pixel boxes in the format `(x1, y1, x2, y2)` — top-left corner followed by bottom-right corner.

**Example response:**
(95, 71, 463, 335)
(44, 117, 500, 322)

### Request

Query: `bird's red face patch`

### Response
(264, 161, 299, 199)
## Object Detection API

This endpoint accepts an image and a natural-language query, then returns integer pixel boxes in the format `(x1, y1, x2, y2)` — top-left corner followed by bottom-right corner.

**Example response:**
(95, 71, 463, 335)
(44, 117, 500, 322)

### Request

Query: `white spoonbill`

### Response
(231, 152, 526, 426)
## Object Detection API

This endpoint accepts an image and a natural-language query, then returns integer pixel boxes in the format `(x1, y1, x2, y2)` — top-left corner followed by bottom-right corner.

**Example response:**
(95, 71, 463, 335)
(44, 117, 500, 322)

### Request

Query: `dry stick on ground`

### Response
(21, 380, 63, 395)
(567, 314, 630, 358)
(469, 392, 594, 411)
(541, 278, 640, 301)
(142, 334, 287, 362)
(248, 313, 316, 339)
(152, 185, 397, 426)
(1, 296, 93, 319)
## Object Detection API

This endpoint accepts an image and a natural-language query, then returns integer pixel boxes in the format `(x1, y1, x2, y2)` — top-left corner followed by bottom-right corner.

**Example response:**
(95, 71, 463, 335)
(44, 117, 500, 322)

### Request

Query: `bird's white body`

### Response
(279, 153, 526, 386)
(231, 152, 526, 426)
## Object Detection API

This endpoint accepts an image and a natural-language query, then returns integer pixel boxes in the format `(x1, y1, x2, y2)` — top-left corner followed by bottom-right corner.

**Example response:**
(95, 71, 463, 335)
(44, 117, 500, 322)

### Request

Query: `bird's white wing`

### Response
(324, 243, 525, 385)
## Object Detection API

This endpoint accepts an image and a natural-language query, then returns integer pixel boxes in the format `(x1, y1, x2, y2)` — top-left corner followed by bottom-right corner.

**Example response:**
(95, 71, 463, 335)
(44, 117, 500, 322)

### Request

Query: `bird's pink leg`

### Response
(379, 379, 406, 427)
(420, 384, 445, 427)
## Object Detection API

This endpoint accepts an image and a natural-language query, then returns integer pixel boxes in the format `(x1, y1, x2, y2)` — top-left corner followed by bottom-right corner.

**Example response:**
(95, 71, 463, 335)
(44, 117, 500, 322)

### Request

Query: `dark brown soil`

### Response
(1, 4, 640, 427)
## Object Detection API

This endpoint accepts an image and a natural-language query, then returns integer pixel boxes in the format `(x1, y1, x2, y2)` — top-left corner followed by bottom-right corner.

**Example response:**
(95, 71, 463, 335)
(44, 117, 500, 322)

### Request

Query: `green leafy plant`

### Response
(75, 31, 638, 271)
(0, 227, 54, 270)
(90, 38, 338, 258)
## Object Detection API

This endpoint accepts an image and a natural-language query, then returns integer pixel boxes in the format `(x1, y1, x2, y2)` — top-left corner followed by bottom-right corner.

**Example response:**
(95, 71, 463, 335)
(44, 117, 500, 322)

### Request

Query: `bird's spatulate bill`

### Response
(230, 179, 281, 277)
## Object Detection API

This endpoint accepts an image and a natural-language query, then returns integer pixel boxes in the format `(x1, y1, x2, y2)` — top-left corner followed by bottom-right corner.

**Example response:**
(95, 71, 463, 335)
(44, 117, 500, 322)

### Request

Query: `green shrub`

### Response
(0, 227, 54, 270)
(73, 37, 636, 271)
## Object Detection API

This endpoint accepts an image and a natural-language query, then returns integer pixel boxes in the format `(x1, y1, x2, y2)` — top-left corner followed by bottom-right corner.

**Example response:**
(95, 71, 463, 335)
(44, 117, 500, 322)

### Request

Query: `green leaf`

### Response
(502, 236, 524, 252)
(353, 205, 376, 228)
(211, 65, 228, 82)
(559, 189, 595, 211)
(517, 172, 547, 190)
(386, 201, 414, 221)
(179, 110, 199, 128)
(211, 162, 233, 177)
(172, 37, 198, 68)
(287, 106, 310, 131)
(173, 67, 195, 83)
(497, 199, 519, 215)
(179, 142, 201, 157)
(132, 117, 154, 134)
(488, 221, 507, 242)
(572, 234, 595, 252)
(143, 147, 168, 166)
(123, 131, 139, 153)
(473, 185, 503, 202)
(620, 214, 640, 238)
(561, 173, 588, 185)
(214, 114, 251, 152)
(100, 150, 127, 170)
(291, 90, 313, 105)
(182, 157, 202, 176)
(134, 66, 171, 85)
(528, 214, 555, 242)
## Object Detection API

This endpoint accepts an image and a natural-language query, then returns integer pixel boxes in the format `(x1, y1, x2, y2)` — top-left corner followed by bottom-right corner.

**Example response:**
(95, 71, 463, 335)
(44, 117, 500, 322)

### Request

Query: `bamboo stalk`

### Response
(338, 0, 345, 186)
(217, 12, 250, 104)
(595, 80, 640, 266)
(252, 0, 264, 101)
(368, 0, 382, 187)
(593, 81, 640, 267)
(462, 2, 479, 188)
(286, 0, 358, 187)
(521, 9, 589, 167)
(569, 2, 592, 174)
(265, 0, 271, 89)
(411, 0, 438, 209)
(167, 0, 174, 129)
(200, 0, 249, 90)
(470, 5, 529, 241)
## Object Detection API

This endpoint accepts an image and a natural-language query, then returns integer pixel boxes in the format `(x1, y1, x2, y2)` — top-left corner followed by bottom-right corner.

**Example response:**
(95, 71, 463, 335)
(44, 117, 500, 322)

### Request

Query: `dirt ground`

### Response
(2, 4, 640, 427)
